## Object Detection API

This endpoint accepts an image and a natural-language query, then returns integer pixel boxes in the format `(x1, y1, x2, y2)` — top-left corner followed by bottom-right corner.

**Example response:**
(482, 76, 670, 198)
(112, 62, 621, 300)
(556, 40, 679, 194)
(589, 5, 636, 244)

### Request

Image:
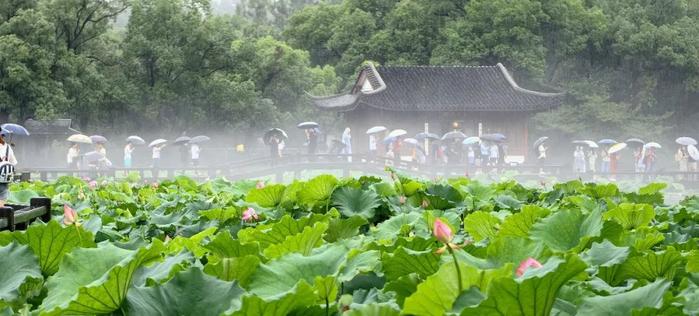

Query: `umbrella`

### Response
(190, 135, 211, 144)
(387, 129, 408, 139)
(608, 142, 628, 154)
(598, 139, 618, 145)
(462, 136, 480, 145)
(174, 136, 191, 146)
(84, 151, 105, 163)
(0, 127, 8, 136)
(644, 142, 661, 149)
(532, 136, 549, 149)
(676, 137, 697, 146)
(366, 126, 387, 135)
(297, 122, 319, 129)
(403, 138, 419, 145)
(67, 134, 92, 144)
(480, 133, 507, 142)
(383, 136, 396, 145)
(0, 123, 29, 136)
(442, 131, 467, 140)
(126, 135, 146, 145)
(263, 128, 288, 144)
(90, 135, 108, 144)
(689, 145, 699, 161)
(415, 132, 440, 140)
(149, 139, 167, 148)
(625, 138, 645, 146)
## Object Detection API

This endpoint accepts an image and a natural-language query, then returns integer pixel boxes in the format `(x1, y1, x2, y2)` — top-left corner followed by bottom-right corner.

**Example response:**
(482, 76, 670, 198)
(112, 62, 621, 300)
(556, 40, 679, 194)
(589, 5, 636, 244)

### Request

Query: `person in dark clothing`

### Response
(269, 135, 281, 161)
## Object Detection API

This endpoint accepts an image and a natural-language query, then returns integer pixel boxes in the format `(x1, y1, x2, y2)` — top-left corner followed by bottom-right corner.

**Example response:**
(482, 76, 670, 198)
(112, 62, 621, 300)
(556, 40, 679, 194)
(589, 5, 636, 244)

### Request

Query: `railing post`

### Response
(31, 197, 52, 223)
(0, 207, 15, 231)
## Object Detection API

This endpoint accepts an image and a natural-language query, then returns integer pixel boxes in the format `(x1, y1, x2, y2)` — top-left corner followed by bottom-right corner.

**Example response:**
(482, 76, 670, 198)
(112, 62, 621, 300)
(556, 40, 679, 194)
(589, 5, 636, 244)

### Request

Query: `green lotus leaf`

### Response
(298, 175, 339, 209)
(199, 207, 239, 222)
(582, 240, 630, 268)
(464, 211, 501, 241)
(0, 242, 42, 304)
(126, 267, 244, 315)
(332, 186, 381, 219)
(246, 184, 287, 208)
(486, 237, 544, 268)
(371, 212, 421, 241)
(382, 247, 440, 281)
(238, 214, 328, 247)
(615, 247, 683, 284)
(226, 281, 315, 316)
(577, 279, 671, 316)
(248, 245, 348, 298)
(205, 255, 260, 287)
(325, 216, 368, 242)
(604, 203, 655, 230)
(205, 231, 260, 258)
(338, 249, 382, 282)
(263, 222, 328, 259)
(461, 255, 587, 316)
(346, 303, 401, 316)
(19, 220, 96, 276)
(166, 226, 217, 257)
(498, 205, 550, 238)
(40, 240, 164, 315)
(7, 190, 39, 205)
(530, 208, 603, 252)
(133, 251, 194, 286)
(403, 261, 510, 316)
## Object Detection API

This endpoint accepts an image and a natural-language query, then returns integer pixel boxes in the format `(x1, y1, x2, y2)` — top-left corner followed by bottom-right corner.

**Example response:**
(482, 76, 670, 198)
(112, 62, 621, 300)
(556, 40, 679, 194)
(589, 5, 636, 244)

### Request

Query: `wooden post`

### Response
(0, 207, 15, 231)
(31, 197, 52, 223)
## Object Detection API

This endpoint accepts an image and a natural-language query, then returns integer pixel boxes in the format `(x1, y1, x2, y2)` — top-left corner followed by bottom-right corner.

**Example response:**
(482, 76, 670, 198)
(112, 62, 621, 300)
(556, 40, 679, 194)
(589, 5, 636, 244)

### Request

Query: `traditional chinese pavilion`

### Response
(311, 63, 564, 159)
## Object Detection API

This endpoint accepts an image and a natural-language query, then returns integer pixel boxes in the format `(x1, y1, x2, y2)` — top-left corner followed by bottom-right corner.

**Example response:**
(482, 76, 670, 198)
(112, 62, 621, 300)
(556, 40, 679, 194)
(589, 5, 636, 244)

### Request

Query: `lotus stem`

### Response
(446, 243, 463, 293)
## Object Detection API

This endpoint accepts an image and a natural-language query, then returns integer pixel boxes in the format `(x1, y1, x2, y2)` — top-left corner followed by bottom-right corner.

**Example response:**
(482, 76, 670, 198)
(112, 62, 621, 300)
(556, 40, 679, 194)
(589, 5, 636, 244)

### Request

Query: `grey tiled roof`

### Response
(312, 63, 564, 112)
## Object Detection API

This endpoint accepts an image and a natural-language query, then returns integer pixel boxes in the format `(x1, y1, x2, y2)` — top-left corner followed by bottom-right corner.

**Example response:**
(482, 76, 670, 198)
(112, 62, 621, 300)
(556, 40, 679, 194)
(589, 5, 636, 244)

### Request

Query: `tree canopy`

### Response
(1, 0, 698, 138)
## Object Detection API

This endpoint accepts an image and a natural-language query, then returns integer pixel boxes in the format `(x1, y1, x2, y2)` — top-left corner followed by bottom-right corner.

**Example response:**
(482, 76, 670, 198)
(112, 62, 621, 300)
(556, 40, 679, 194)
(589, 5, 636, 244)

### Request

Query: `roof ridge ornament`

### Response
(496, 63, 564, 97)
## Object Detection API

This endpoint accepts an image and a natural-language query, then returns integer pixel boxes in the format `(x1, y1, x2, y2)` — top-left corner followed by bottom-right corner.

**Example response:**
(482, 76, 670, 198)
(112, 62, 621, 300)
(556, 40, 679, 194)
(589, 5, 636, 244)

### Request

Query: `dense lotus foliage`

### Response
(1, 171, 699, 315)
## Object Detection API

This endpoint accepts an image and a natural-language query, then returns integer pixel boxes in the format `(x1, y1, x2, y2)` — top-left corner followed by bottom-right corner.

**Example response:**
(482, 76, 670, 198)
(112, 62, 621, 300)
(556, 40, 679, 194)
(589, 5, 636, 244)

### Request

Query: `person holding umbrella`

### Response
(67, 143, 80, 169)
(149, 139, 167, 169)
(306, 128, 319, 156)
(676, 146, 689, 174)
(0, 130, 17, 207)
(341, 127, 352, 162)
(574, 146, 586, 173)
(124, 142, 135, 168)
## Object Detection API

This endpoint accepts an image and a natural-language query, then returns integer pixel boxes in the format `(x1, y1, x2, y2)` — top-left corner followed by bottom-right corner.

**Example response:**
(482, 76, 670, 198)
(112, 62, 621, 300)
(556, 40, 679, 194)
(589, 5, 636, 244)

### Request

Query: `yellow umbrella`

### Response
(608, 142, 627, 154)
(67, 134, 92, 144)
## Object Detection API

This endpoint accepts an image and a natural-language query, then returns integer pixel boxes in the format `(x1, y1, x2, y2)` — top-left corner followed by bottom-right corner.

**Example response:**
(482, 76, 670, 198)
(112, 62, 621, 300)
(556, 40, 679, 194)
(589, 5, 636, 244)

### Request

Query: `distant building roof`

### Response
(23, 119, 80, 135)
(311, 63, 564, 112)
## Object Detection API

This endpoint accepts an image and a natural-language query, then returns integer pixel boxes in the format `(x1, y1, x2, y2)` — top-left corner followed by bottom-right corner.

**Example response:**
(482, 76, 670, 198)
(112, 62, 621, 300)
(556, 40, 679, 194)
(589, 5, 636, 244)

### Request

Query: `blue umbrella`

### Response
(383, 136, 396, 145)
(415, 132, 440, 140)
(481, 133, 506, 142)
(1, 123, 29, 136)
(598, 139, 617, 145)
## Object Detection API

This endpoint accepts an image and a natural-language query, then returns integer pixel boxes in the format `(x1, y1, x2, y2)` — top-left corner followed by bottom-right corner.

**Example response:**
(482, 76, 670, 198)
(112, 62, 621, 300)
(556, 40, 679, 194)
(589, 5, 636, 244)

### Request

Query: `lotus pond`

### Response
(1, 171, 698, 315)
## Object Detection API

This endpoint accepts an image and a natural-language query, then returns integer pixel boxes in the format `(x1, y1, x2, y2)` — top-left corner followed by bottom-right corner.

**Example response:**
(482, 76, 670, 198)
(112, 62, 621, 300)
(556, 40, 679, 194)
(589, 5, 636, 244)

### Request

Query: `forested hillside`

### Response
(2, 0, 699, 139)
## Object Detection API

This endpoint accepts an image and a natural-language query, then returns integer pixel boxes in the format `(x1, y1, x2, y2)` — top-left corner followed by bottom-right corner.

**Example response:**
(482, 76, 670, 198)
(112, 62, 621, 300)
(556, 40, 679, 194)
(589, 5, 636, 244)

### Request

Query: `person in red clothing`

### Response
(610, 152, 619, 179)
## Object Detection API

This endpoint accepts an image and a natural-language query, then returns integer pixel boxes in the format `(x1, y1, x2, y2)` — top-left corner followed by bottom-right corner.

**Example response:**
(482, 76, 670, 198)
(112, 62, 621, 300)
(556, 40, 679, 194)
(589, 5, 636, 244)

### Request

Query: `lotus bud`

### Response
(63, 204, 79, 226)
(398, 195, 406, 204)
(516, 257, 543, 277)
(256, 181, 265, 189)
(433, 219, 453, 243)
(242, 207, 259, 222)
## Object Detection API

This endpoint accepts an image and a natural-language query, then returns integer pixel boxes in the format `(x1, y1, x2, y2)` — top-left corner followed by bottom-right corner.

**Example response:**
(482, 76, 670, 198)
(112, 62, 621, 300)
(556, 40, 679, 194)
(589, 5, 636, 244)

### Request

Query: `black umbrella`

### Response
(532, 136, 549, 150)
(481, 133, 507, 142)
(415, 132, 440, 140)
(174, 136, 191, 146)
(625, 138, 645, 146)
(297, 122, 320, 129)
(264, 128, 288, 144)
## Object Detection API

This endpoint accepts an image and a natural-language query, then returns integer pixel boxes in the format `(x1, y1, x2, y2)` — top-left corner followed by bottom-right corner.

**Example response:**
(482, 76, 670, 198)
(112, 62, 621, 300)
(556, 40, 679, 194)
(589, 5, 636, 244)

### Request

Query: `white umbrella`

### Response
(689, 145, 699, 161)
(297, 122, 319, 129)
(676, 137, 697, 146)
(608, 142, 628, 154)
(366, 126, 387, 134)
(387, 129, 407, 139)
(644, 142, 661, 149)
(67, 134, 92, 144)
(584, 140, 599, 148)
(403, 138, 419, 145)
(442, 131, 467, 140)
(149, 139, 167, 147)
(126, 135, 146, 145)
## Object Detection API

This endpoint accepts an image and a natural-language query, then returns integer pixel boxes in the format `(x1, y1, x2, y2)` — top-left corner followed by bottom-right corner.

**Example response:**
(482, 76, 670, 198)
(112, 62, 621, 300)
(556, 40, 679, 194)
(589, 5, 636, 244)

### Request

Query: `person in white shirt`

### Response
(368, 134, 377, 157)
(124, 143, 135, 168)
(489, 144, 499, 166)
(190, 144, 200, 166)
(152, 144, 164, 168)
(95, 143, 106, 156)
(0, 132, 17, 205)
(67, 143, 80, 169)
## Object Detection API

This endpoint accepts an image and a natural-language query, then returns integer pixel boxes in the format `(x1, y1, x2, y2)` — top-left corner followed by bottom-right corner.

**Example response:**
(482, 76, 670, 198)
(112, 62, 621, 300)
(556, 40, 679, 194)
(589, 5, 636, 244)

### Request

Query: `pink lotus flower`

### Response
(516, 257, 543, 277)
(256, 181, 265, 189)
(398, 196, 406, 204)
(88, 180, 97, 190)
(151, 182, 159, 189)
(63, 204, 79, 226)
(242, 207, 259, 222)
(433, 218, 453, 243)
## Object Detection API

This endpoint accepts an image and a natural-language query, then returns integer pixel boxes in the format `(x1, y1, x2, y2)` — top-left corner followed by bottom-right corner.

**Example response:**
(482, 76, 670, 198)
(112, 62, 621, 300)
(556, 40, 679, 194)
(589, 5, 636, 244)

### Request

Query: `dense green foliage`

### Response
(1, 173, 698, 315)
(3, 0, 699, 138)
